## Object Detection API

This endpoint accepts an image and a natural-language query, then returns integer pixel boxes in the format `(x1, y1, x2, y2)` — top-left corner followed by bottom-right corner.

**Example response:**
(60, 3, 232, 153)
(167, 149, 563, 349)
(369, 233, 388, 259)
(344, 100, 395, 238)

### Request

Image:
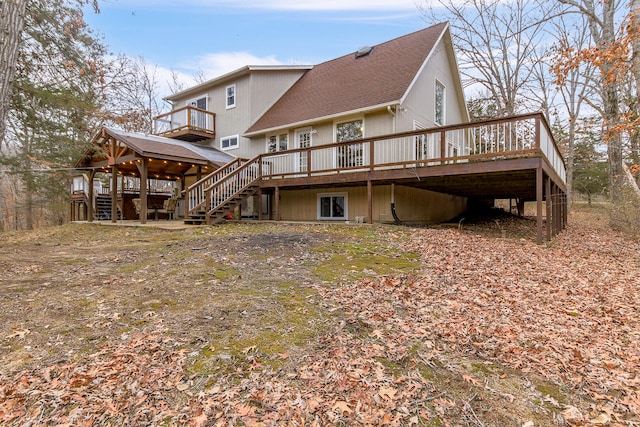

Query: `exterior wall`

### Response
(248, 70, 308, 125)
(399, 38, 467, 131)
(276, 185, 466, 223)
(248, 109, 396, 161)
(171, 69, 306, 160)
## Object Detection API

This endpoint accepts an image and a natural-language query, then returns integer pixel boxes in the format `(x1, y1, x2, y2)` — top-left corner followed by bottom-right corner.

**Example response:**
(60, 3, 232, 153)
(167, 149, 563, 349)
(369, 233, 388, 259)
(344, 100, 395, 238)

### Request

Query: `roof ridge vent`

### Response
(355, 45, 374, 58)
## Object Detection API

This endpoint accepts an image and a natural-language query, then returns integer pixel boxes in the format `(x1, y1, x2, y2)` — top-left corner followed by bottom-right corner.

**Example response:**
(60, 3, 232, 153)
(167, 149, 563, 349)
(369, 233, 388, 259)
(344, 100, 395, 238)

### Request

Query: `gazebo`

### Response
(72, 127, 234, 223)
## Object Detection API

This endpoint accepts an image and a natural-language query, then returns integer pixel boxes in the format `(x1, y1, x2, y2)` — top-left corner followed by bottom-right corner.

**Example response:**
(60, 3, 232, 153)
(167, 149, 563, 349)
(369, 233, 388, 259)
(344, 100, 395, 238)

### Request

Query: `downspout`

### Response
(390, 183, 401, 224)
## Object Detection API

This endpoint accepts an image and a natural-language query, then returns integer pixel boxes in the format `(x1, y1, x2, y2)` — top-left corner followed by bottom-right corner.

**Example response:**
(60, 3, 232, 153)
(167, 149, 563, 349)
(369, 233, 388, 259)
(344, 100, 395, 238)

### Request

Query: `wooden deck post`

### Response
(275, 186, 280, 221)
(87, 169, 95, 223)
(111, 164, 118, 223)
(546, 176, 552, 242)
(367, 180, 373, 224)
(536, 165, 544, 244)
(136, 158, 148, 224)
(257, 189, 263, 221)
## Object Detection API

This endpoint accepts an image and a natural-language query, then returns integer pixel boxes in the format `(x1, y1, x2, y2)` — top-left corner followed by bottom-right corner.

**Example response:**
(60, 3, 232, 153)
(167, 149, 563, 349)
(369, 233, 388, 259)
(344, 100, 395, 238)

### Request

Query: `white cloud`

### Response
(185, 51, 284, 79)
(150, 51, 286, 101)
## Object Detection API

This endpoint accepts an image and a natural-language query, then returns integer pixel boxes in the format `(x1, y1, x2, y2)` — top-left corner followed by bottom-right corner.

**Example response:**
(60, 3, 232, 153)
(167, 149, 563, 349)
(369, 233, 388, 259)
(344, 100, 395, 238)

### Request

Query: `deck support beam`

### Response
(546, 176, 552, 242)
(367, 180, 373, 224)
(275, 186, 280, 221)
(536, 165, 544, 245)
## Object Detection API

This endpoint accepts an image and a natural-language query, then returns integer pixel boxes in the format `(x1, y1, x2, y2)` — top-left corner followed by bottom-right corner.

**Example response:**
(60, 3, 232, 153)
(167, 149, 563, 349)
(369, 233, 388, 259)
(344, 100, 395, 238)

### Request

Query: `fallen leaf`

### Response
(378, 386, 398, 400)
(333, 400, 352, 415)
(6, 329, 30, 339)
(462, 374, 482, 387)
(590, 413, 610, 425)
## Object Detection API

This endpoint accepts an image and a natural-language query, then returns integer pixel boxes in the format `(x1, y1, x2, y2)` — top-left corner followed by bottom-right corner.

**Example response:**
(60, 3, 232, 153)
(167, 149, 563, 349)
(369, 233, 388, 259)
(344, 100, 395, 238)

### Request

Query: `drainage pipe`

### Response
(390, 183, 401, 224)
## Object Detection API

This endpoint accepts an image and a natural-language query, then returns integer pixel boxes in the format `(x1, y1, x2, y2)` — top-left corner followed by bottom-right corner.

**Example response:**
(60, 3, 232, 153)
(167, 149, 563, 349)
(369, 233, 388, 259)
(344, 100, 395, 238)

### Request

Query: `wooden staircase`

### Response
(95, 194, 123, 220)
(185, 157, 261, 225)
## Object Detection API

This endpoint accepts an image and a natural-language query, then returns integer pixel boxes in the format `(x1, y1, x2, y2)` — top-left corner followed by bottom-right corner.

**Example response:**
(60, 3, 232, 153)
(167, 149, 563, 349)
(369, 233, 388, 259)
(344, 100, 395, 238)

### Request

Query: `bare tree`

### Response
(0, 0, 28, 148)
(551, 13, 598, 207)
(556, 0, 627, 199)
(96, 54, 163, 133)
(420, 0, 561, 117)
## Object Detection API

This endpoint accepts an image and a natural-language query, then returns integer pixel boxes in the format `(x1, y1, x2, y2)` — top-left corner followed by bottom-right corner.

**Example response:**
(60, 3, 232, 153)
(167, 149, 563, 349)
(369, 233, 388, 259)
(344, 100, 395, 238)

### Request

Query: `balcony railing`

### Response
(258, 112, 566, 183)
(152, 106, 216, 142)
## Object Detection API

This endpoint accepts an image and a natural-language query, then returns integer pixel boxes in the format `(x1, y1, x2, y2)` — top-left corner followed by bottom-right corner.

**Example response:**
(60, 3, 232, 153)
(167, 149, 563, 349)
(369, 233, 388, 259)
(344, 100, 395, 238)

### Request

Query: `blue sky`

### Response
(85, 0, 434, 94)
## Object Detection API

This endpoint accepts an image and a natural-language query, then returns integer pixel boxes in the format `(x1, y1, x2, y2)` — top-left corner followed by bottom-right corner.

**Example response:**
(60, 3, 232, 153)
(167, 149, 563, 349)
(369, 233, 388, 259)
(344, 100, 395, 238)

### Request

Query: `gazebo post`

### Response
(111, 164, 118, 223)
(136, 158, 148, 224)
(87, 169, 96, 223)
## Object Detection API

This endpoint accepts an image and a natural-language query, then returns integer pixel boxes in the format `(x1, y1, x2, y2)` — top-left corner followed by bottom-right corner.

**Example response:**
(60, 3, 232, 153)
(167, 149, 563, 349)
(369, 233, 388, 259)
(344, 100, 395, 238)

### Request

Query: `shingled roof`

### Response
(75, 127, 235, 179)
(245, 22, 449, 135)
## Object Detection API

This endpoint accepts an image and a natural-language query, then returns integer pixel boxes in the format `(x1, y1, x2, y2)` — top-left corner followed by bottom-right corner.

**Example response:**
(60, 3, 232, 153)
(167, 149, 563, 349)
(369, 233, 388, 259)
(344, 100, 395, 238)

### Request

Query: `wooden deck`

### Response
(186, 113, 567, 243)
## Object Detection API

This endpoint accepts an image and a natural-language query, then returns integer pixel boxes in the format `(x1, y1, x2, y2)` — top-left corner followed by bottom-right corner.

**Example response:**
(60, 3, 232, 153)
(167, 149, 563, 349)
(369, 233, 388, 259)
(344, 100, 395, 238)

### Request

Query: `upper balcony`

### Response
(152, 106, 216, 142)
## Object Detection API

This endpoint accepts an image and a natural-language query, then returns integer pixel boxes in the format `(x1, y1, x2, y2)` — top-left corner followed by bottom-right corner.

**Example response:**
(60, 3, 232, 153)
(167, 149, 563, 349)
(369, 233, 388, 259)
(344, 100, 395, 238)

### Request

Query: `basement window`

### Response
(318, 193, 347, 220)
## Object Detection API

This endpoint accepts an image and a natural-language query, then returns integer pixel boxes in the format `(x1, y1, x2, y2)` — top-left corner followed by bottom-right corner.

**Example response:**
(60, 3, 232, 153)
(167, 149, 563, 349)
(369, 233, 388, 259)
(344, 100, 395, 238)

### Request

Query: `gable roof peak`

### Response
(246, 22, 450, 135)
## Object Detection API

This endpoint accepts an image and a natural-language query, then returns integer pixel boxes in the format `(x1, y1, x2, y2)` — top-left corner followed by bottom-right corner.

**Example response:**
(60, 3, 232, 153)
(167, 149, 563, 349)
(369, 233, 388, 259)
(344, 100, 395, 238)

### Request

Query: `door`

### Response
(190, 97, 207, 129)
(295, 128, 312, 172)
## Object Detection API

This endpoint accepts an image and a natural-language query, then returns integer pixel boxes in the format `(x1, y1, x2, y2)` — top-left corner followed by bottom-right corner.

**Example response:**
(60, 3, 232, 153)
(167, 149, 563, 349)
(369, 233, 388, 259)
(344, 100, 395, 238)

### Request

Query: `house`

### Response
(72, 22, 567, 243)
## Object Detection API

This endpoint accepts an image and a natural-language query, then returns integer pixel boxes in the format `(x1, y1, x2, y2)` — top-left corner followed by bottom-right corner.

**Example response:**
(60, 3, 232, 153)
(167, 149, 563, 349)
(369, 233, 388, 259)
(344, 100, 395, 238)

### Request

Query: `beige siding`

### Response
(278, 185, 466, 223)
(171, 70, 306, 160)
(249, 70, 307, 122)
(363, 110, 395, 137)
(399, 36, 467, 132)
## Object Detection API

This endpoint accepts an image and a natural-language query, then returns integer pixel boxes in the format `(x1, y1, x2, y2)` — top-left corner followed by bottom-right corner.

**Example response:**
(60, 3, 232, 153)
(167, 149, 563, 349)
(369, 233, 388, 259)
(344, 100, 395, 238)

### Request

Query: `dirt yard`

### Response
(0, 206, 638, 426)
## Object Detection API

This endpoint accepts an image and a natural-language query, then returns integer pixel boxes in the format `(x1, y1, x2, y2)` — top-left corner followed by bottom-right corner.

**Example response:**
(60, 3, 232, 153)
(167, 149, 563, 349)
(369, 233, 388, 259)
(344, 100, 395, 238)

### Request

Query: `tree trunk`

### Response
(631, 0, 640, 102)
(0, 0, 28, 147)
(630, 0, 640, 168)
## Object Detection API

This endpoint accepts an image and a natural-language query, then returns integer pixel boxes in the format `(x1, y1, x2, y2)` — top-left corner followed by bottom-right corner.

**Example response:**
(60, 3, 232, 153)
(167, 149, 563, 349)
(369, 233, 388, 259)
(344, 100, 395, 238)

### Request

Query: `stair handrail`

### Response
(186, 158, 244, 217)
(203, 155, 262, 219)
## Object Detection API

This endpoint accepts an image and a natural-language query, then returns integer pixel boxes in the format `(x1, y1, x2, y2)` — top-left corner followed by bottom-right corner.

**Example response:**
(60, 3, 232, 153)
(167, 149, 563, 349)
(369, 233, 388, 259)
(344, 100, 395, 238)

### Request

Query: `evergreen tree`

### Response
(573, 128, 609, 205)
(0, 0, 103, 230)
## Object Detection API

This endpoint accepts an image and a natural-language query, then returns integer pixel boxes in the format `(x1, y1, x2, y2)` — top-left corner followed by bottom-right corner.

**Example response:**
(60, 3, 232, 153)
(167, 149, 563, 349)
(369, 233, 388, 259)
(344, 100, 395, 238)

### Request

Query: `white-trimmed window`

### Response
(318, 193, 347, 220)
(267, 133, 288, 153)
(435, 80, 445, 126)
(221, 134, 239, 150)
(226, 84, 236, 109)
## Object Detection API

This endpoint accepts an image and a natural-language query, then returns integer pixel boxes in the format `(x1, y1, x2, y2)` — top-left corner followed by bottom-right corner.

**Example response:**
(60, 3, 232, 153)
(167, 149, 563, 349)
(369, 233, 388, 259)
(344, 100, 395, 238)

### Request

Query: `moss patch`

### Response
(313, 241, 421, 282)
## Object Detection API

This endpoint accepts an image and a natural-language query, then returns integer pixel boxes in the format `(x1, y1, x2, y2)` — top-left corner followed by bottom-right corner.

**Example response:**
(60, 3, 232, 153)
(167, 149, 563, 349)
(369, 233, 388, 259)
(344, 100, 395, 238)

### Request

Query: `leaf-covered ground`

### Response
(0, 205, 638, 426)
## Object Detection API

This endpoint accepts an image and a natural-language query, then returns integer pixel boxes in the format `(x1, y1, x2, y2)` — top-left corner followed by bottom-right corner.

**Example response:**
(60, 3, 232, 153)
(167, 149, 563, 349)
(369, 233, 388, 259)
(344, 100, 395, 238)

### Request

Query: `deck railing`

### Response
(152, 106, 216, 138)
(185, 113, 566, 218)
(258, 113, 566, 183)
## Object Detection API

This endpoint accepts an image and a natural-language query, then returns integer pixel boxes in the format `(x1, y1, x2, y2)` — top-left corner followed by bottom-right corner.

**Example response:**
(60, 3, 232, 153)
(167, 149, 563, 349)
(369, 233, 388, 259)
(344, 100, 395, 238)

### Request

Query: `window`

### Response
(336, 119, 364, 168)
(318, 193, 347, 220)
(435, 80, 445, 126)
(267, 133, 288, 153)
(221, 134, 239, 150)
(226, 84, 236, 109)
